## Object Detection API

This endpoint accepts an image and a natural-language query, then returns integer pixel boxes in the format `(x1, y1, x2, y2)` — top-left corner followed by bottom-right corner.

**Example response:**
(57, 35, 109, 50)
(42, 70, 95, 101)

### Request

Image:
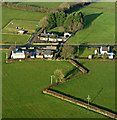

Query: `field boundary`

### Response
(43, 59, 117, 119)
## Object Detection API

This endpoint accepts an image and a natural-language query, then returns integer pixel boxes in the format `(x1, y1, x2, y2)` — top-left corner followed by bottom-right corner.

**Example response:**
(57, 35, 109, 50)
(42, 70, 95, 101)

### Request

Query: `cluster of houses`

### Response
(38, 31, 71, 42)
(11, 46, 58, 59)
(89, 46, 114, 59)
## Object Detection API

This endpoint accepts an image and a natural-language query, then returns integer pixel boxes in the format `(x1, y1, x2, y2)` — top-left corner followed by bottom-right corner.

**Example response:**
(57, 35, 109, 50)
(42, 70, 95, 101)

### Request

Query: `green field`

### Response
(2, 51, 106, 118)
(2, 7, 48, 28)
(67, 2, 115, 44)
(19, 2, 63, 9)
(2, 19, 40, 34)
(54, 61, 115, 112)
(1, 34, 30, 44)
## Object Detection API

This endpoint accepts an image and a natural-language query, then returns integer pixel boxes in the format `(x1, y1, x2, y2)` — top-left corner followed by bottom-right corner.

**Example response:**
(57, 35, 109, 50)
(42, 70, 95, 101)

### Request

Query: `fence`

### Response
(43, 59, 117, 119)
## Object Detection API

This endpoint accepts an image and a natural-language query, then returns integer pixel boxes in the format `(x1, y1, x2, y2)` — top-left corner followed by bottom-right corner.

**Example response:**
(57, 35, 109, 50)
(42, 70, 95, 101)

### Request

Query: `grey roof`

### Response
(101, 46, 110, 51)
(43, 50, 52, 55)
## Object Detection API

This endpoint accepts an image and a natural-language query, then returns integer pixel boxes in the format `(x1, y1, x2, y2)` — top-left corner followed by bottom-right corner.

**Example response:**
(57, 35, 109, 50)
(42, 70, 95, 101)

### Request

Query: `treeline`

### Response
(46, 10, 84, 33)
(2, 2, 52, 13)
(2, 2, 89, 13)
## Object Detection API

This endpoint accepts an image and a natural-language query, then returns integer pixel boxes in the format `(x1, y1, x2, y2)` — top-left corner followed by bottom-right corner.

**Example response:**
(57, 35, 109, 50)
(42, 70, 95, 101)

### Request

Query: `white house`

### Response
(11, 51, 25, 59)
(100, 46, 110, 55)
(108, 53, 114, 59)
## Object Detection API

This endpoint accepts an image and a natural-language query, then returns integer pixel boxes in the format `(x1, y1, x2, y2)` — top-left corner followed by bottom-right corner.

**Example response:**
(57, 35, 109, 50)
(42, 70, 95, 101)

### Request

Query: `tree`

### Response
(60, 45, 74, 59)
(47, 12, 56, 29)
(54, 69, 64, 83)
(64, 11, 84, 33)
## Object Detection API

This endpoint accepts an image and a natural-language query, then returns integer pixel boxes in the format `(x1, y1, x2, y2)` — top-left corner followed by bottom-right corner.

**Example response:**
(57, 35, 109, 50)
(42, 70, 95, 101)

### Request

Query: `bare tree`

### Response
(60, 45, 74, 59)
(54, 69, 64, 83)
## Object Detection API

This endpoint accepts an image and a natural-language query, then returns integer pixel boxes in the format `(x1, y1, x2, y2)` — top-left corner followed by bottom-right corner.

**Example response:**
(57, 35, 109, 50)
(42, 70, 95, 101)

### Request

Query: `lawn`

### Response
(2, 19, 40, 34)
(2, 50, 106, 118)
(54, 61, 115, 113)
(78, 47, 96, 58)
(67, 2, 115, 44)
(19, 2, 63, 9)
(2, 7, 48, 28)
(1, 34, 31, 44)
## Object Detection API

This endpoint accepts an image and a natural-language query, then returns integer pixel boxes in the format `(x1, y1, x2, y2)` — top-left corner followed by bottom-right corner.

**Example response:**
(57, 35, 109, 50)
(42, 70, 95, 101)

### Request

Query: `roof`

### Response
(43, 50, 53, 55)
(101, 46, 110, 51)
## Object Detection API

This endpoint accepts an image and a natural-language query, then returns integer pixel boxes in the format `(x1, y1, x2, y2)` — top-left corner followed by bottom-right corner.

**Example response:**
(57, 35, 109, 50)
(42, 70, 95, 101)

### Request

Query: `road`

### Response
(0, 33, 117, 49)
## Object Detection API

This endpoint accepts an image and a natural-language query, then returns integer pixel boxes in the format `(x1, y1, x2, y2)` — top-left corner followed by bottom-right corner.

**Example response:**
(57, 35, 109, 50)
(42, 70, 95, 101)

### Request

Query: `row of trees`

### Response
(46, 11, 84, 33)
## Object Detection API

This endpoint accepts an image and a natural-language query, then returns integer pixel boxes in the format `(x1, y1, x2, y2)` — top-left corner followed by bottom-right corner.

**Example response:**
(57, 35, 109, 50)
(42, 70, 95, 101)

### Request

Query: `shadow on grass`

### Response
(84, 12, 103, 29)
(72, 59, 89, 73)
(91, 88, 103, 103)
(78, 42, 88, 57)
(64, 66, 78, 78)
(50, 89, 117, 114)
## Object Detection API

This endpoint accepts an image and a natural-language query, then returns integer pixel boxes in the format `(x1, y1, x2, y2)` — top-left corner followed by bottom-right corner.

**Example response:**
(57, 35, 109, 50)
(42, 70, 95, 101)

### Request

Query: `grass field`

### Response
(2, 50, 106, 118)
(2, 19, 40, 34)
(67, 2, 115, 44)
(1, 34, 30, 44)
(54, 61, 115, 112)
(2, 7, 48, 28)
(19, 2, 63, 9)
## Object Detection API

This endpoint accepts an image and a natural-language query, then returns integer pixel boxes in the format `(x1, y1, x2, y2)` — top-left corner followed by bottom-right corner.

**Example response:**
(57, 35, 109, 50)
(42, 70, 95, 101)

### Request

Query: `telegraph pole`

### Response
(50, 75, 53, 85)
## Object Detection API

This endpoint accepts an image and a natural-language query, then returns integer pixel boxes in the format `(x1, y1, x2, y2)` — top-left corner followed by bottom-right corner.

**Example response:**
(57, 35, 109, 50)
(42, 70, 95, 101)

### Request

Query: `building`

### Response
(43, 50, 53, 59)
(36, 50, 44, 58)
(38, 31, 71, 42)
(11, 51, 25, 59)
(18, 30, 25, 35)
(100, 46, 110, 55)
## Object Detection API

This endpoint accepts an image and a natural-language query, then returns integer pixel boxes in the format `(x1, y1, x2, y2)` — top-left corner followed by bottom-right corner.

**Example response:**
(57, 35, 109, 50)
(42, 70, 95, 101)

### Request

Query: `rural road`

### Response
(0, 44, 117, 49)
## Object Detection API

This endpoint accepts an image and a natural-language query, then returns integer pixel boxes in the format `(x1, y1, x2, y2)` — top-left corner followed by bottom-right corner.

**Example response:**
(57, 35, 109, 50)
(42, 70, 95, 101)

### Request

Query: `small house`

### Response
(88, 55, 92, 59)
(11, 50, 25, 59)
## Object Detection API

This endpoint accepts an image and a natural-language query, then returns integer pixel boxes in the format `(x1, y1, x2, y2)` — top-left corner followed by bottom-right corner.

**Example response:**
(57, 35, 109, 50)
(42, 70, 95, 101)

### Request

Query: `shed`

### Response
(18, 30, 25, 35)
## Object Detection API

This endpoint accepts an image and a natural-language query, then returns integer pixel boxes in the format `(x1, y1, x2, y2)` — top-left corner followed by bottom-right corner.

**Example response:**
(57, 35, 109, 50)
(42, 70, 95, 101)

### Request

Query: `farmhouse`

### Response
(11, 50, 25, 59)
(100, 46, 114, 59)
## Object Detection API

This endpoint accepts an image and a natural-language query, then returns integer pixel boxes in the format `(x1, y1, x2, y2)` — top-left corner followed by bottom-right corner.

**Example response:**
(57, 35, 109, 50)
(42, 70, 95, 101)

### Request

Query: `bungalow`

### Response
(11, 50, 25, 59)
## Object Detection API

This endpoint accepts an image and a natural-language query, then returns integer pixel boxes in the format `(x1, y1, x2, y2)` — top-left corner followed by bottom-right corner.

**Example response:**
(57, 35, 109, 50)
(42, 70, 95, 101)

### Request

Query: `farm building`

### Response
(18, 30, 25, 35)
(11, 50, 25, 59)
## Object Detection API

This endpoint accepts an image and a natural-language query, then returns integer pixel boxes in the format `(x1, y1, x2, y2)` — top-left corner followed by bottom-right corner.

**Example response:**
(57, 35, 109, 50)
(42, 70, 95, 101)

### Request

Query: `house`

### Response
(43, 50, 53, 59)
(43, 46, 58, 51)
(11, 50, 25, 59)
(30, 51, 35, 58)
(100, 46, 110, 55)
(36, 50, 44, 58)
(88, 55, 92, 59)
